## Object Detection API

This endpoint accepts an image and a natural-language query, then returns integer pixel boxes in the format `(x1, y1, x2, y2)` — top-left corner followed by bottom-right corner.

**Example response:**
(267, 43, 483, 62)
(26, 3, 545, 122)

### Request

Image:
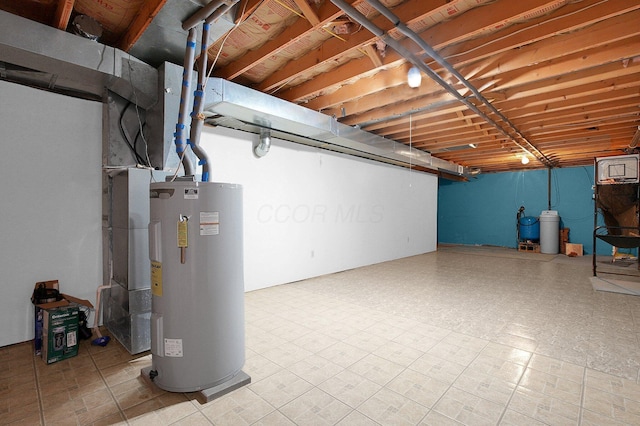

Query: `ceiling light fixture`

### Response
(521, 155, 530, 165)
(407, 66, 421, 88)
(468, 143, 477, 149)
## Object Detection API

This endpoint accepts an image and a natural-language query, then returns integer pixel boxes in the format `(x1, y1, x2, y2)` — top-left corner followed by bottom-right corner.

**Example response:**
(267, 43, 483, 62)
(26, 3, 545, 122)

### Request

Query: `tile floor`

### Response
(3, 245, 640, 425)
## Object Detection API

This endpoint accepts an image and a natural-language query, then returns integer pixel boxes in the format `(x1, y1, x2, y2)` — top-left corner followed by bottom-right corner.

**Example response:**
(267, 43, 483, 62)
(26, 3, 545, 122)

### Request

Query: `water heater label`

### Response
(200, 211, 220, 236)
(151, 261, 163, 296)
(164, 338, 183, 357)
(184, 188, 199, 199)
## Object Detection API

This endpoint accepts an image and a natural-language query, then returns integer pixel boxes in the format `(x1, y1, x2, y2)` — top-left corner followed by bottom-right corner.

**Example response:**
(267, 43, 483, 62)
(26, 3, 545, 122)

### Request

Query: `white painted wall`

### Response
(199, 126, 438, 292)
(0, 79, 437, 347)
(0, 81, 102, 347)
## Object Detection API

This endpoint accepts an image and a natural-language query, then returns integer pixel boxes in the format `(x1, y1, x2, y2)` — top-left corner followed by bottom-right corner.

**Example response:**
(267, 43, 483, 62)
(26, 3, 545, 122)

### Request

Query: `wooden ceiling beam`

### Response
(384, 118, 493, 140)
(265, 0, 441, 98)
(284, 0, 584, 107)
(522, 111, 639, 136)
(297, 7, 640, 127)
(520, 104, 640, 131)
(292, 0, 320, 26)
(214, 0, 369, 80)
(422, 0, 567, 50)
(235, 0, 263, 23)
(53, 0, 74, 31)
(342, 39, 640, 129)
(529, 123, 632, 142)
(118, 0, 167, 52)
(499, 62, 640, 103)
(455, 9, 640, 85)
(509, 93, 640, 123)
(367, 106, 471, 134)
(494, 72, 640, 112)
(343, 94, 465, 129)
(438, 0, 640, 72)
(363, 45, 383, 68)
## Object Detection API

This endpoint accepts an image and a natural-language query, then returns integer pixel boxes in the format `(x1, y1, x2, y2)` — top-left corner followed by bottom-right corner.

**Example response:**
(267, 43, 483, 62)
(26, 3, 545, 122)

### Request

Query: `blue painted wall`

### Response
(438, 166, 614, 254)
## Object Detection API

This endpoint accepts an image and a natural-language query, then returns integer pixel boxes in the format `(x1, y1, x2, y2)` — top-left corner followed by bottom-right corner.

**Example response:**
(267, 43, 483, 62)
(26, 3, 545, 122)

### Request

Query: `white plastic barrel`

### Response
(539, 210, 560, 254)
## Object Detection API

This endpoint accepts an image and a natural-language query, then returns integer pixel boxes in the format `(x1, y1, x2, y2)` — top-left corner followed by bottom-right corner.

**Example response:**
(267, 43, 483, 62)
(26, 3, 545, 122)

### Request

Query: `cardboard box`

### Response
(566, 243, 583, 256)
(33, 280, 93, 363)
(42, 305, 79, 364)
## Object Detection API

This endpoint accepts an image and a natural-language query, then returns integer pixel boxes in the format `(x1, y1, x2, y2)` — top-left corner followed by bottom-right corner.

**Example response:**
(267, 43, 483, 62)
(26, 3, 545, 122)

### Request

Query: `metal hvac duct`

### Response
(197, 74, 467, 176)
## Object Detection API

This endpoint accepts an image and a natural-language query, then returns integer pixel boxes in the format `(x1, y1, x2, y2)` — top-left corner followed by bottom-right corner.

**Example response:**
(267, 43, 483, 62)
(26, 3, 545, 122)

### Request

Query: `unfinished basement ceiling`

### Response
(2, 0, 639, 174)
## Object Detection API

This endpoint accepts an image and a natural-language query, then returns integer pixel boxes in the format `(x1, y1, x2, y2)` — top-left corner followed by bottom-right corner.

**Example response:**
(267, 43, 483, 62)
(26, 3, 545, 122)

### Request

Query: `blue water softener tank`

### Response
(519, 216, 540, 241)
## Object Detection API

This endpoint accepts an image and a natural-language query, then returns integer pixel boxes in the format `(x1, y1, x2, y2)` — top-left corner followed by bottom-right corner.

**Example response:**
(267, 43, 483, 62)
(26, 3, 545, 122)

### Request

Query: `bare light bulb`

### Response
(521, 155, 530, 165)
(407, 67, 421, 88)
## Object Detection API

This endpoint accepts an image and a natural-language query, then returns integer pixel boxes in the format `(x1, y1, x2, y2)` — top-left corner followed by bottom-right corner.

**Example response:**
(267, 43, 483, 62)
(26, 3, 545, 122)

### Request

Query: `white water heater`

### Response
(146, 180, 249, 398)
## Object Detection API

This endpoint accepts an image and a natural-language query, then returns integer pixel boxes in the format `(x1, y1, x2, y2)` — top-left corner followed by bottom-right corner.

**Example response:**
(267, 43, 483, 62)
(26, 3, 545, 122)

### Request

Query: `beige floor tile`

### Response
(373, 340, 424, 367)
(580, 407, 629, 425)
(268, 322, 313, 342)
(348, 354, 405, 386)
(170, 411, 214, 425)
(465, 354, 526, 385)
(341, 330, 390, 353)
(357, 387, 430, 425)
(498, 408, 546, 425)
(246, 331, 288, 353)
(453, 369, 516, 406)
(125, 399, 166, 425)
(336, 410, 380, 425)
(317, 341, 369, 368)
(386, 368, 450, 408)
(280, 387, 352, 425)
(261, 341, 314, 368)
(585, 368, 640, 401)
(287, 354, 344, 385)
(518, 367, 583, 406)
(249, 369, 313, 408)
(507, 387, 580, 425)
(6, 248, 640, 425)
(292, 331, 339, 354)
(318, 369, 382, 408)
(527, 353, 585, 384)
(392, 330, 442, 352)
(433, 386, 505, 426)
(199, 387, 274, 425)
(408, 352, 466, 385)
(3, 398, 41, 424)
(251, 410, 296, 425)
(419, 410, 465, 425)
(582, 386, 640, 425)
(492, 331, 538, 353)
(427, 339, 482, 367)
(243, 353, 283, 381)
(364, 321, 406, 341)
(480, 342, 532, 366)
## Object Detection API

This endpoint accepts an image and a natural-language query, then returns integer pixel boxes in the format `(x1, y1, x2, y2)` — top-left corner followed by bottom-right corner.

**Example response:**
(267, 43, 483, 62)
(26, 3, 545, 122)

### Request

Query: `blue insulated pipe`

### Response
(174, 28, 197, 176)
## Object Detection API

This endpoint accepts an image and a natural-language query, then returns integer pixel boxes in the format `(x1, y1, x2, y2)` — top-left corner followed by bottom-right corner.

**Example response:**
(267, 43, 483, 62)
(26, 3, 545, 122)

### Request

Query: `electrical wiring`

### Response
(204, 0, 262, 83)
(118, 101, 148, 165)
(126, 57, 153, 168)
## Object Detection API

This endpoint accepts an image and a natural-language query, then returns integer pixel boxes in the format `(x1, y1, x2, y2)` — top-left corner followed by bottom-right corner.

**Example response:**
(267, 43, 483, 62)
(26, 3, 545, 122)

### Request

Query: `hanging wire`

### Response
(409, 113, 413, 185)
(126, 55, 152, 169)
(204, 0, 262, 84)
